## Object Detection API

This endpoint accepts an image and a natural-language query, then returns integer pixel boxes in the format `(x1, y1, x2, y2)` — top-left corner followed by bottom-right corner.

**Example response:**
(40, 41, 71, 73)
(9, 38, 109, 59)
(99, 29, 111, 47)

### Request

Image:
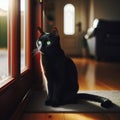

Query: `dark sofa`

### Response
(85, 19, 120, 61)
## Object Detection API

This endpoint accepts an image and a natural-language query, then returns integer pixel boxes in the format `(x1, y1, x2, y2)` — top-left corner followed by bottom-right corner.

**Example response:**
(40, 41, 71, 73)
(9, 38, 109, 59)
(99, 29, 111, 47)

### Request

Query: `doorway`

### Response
(43, 0, 89, 56)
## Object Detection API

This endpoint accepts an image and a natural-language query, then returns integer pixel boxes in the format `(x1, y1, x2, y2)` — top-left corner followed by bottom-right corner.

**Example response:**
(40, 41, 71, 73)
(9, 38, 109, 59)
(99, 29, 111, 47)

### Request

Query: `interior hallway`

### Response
(19, 58, 120, 120)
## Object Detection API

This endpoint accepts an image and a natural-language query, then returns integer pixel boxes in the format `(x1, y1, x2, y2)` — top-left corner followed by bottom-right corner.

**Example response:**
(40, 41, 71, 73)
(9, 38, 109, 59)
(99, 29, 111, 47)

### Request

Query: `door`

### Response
(55, 0, 89, 56)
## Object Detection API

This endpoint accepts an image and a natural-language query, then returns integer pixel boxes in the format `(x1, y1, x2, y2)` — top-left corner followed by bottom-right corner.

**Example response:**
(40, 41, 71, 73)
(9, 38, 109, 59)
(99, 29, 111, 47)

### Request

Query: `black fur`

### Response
(36, 27, 113, 108)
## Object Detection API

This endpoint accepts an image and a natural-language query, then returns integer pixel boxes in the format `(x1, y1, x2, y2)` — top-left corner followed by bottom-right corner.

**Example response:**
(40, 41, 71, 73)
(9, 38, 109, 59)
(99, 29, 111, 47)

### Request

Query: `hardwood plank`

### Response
(72, 58, 120, 90)
(64, 113, 120, 120)
(20, 113, 120, 120)
(45, 113, 64, 120)
(20, 113, 45, 120)
(20, 113, 64, 120)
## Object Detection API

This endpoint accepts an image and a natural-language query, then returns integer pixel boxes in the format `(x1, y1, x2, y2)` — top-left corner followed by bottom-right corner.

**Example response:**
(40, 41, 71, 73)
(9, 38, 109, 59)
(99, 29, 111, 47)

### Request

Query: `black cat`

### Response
(36, 27, 112, 108)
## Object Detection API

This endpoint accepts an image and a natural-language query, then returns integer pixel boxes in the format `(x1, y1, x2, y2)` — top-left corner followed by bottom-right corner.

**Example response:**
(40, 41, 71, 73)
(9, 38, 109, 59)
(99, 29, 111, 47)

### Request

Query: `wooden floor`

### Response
(20, 113, 120, 120)
(19, 58, 120, 120)
(73, 58, 120, 90)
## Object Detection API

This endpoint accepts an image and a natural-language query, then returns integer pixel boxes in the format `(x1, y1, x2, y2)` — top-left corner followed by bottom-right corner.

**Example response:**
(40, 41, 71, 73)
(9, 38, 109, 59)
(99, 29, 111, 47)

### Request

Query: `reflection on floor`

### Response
(72, 58, 120, 90)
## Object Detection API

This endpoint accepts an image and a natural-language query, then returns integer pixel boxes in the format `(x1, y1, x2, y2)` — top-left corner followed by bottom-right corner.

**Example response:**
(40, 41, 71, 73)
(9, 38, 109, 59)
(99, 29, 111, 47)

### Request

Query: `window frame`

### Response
(20, 0, 28, 73)
(0, 0, 31, 90)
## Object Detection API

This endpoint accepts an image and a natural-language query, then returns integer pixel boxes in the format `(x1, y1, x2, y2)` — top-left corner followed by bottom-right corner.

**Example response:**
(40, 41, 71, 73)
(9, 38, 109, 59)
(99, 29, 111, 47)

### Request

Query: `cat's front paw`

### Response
(45, 99, 52, 106)
(51, 103, 60, 107)
(50, 100, 61, 107)
(45, 100, 61, 107)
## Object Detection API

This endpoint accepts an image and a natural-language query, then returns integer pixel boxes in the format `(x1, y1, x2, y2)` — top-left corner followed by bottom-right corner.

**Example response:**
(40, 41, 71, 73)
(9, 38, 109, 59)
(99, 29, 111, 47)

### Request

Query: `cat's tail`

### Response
(76, 93, 113, 108)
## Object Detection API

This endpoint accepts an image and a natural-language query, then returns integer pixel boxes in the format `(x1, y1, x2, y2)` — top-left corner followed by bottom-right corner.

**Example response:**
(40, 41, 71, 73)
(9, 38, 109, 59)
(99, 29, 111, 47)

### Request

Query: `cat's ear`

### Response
(36, 26, 45, 35)
(50, 26, 59, 36)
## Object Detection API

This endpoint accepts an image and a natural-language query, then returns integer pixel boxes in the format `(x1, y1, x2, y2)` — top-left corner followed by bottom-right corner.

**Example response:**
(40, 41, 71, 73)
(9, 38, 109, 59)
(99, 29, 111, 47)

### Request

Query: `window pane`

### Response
(64, 4, 75, 35)
(0, 0, 10, 81)
(20, 0, 26, 72)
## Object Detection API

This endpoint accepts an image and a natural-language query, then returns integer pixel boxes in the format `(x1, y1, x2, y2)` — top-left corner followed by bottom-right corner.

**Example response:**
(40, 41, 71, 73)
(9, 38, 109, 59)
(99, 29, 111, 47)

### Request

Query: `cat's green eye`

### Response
(46, 40, 51, 46)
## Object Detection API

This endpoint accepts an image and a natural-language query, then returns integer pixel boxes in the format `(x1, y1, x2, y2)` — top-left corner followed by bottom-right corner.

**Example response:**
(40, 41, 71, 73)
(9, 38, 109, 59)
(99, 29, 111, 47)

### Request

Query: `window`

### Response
(64, 3, 75, 35)
(0, 0, 31, 88)
(21, 0, 27, 72)
(0, 0, 10, 84)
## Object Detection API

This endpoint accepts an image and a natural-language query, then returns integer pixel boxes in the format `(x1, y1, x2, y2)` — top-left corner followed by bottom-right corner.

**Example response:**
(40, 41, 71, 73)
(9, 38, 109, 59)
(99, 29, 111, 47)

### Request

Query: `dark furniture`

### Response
(85, 19, 120, 61)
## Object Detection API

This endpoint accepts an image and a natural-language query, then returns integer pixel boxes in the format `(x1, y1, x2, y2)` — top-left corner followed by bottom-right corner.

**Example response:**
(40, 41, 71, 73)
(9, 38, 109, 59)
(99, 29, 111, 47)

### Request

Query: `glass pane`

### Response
(0, 0, 9, 81)
(64, 4, 75, 35)
(20, 0, 26, 72)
